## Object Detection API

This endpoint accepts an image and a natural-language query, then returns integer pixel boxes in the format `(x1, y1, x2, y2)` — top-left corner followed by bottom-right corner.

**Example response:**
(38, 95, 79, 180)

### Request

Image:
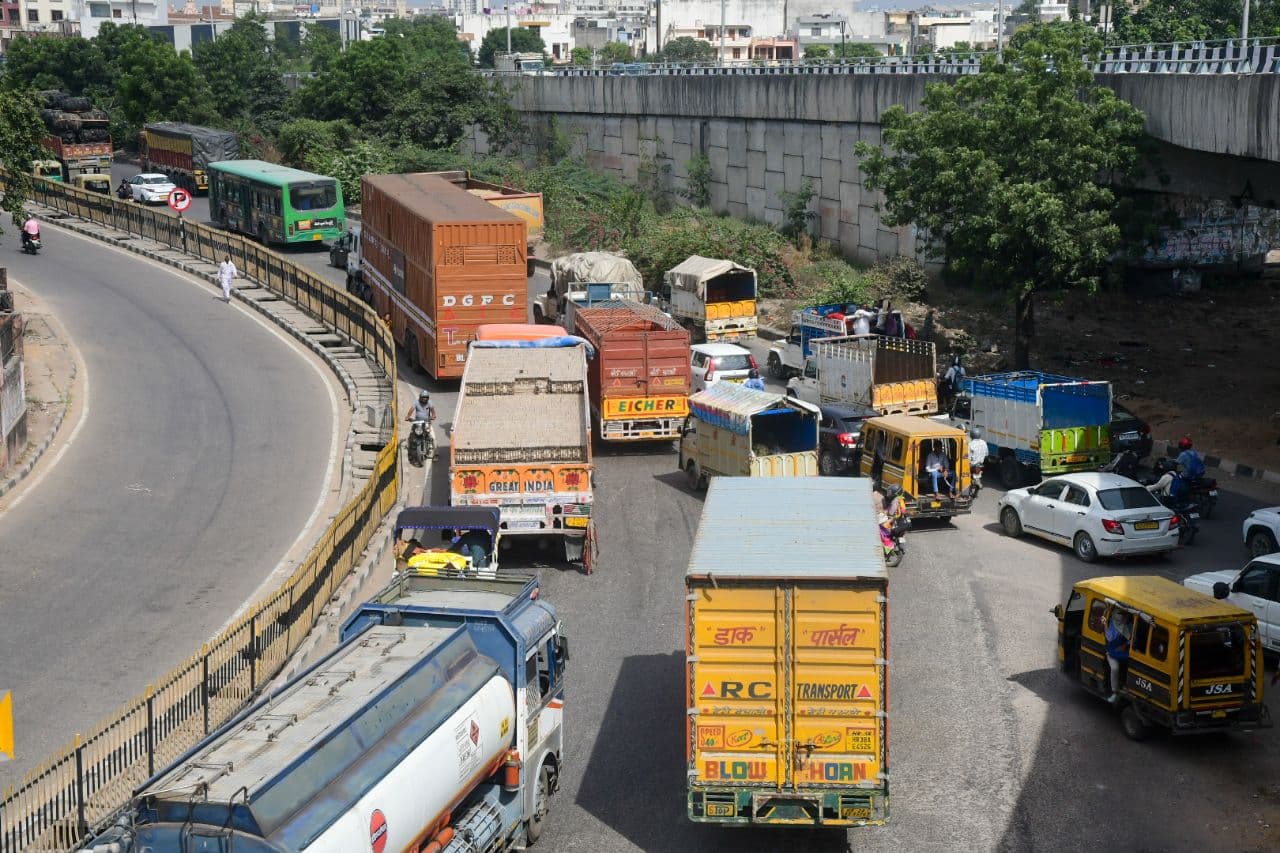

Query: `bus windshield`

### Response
(291, 182, 337, 211)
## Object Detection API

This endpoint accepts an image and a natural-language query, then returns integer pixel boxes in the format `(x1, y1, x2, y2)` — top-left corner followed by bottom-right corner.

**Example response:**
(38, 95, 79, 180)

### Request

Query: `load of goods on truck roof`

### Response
(36, 90, 110, 144)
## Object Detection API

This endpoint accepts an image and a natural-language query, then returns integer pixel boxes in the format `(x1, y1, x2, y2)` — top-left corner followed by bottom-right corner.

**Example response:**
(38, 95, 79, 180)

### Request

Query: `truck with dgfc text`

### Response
(679, 383, 819, 490)
(83, 571, 568, 852)
(940, 371, 1112, 486)
(664, 255, 758, 343)
(450, 336, 595, 564)
(786, 335, 938, 415)
(141, 122, 240, 194)
(686, 476, 889, 827)
(361, 172, 528, 379)
(573, 300, 692, 442)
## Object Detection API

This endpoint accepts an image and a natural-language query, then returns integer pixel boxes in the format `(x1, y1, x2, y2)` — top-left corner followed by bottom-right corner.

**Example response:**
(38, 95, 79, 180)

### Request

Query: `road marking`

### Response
(40, 224, 345, 635)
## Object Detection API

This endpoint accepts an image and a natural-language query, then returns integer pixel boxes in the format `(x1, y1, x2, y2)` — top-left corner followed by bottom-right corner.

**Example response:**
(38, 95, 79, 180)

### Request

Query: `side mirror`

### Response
(555, 635, 570, 663)
(1052, 604, 1063, 619)
(1213, 581, 1231, 600)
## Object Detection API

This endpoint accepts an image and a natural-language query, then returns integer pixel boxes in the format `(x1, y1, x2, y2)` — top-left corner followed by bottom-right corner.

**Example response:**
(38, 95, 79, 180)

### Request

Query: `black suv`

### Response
(818, 403, 880, 476)
(1110, 403, 1153, 459)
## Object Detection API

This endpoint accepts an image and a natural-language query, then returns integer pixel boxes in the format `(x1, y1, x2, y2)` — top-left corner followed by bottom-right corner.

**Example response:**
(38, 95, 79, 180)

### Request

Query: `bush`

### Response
(866, 256, 930, 302)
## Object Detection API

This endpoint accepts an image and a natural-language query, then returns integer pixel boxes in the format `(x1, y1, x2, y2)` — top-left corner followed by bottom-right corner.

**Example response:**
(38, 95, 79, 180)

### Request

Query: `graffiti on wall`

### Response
(1145, 195, 1280, 266)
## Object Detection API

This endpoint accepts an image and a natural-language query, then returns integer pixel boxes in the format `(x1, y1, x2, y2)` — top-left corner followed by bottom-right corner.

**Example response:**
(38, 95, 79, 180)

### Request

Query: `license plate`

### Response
(929, 501, 941, 508)
(841, 807, 872, 820)
(1209, 490, 1218, 497)
(1134, 520, 1159, 530)
(1065, 454, 1087, 463)
(725, 378, 745, 384)
(1116, 432, 1139, 441)
(639, 431, 655, 438)
(510, 520, 542, 530)
(565, 516, 590, 529)
(311, 233, 322, 241)
(1189, 513, 1200, 520)
(1212, 710, 1227, 719)
(706, 803, 735, 817)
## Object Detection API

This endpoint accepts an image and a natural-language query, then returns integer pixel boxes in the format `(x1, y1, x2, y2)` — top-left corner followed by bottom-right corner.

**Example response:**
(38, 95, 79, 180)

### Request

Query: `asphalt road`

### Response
(0, 227, 335, 783)
(85, 187, 1280, 848)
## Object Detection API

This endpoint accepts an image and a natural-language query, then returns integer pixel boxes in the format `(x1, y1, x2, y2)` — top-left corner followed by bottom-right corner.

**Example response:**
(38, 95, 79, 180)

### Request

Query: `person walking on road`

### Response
(218, 256, 237, 302)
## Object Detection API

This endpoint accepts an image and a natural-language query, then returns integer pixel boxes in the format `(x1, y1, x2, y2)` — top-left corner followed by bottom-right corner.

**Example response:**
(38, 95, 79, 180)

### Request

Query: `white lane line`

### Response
(42, 224, 346, 633)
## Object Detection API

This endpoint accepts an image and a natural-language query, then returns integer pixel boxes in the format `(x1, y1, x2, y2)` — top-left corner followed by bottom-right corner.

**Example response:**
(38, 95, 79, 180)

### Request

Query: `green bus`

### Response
(208, 159, 345, 246)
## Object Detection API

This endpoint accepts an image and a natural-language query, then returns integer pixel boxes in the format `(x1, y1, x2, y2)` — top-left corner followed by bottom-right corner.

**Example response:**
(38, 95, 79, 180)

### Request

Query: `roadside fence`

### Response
(0, 174, 399, 852)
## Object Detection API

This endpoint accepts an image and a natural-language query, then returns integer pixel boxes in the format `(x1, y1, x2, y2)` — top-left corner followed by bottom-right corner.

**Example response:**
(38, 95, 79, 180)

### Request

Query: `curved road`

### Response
(0, 227, 336, 781)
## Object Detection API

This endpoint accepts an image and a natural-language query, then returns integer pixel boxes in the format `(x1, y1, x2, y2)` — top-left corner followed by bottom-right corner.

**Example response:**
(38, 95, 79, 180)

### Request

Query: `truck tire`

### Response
(533, 303, 545, 324)
(767, 352, 785, 380)
(404, 333, 421, 374)
(685, 460, 699, 490)
(999, 455, 1022, 488)
(526, 764, 552, 844)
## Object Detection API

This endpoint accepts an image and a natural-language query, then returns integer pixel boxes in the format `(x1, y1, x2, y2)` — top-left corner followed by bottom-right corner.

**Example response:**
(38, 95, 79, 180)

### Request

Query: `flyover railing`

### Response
(481, 36, 1280, 77)
(0, 175, 400, 852)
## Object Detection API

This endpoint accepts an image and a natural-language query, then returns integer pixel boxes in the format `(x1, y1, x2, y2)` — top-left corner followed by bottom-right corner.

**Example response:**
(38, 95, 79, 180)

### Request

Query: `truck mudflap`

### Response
(1037, 425, 1110, 474)
(688, 787, 887, 826)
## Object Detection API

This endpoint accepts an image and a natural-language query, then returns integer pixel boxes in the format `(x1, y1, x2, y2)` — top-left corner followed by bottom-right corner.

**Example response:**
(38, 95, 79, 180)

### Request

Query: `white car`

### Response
(130, 173, 176, 205)
(997, 472, 1180, 562)
(1242, 507, 1280, 557)
(690, 342, 755, 393)
(1184, 554, 1280, 653)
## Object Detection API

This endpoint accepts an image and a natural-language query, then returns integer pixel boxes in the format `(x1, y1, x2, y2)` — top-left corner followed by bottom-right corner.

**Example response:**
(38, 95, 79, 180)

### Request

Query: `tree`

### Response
(477, 27, 545, 68)
(1109, 0, 1280, 43)
(0, 90, 47, 232)
(598, 41, 633, 64)
(656, 36, 717, 63)
(303, 23, 343, 72)
(804, 44, 832, 60)
(571, 46, 592, 66)
(856, 23, 1151, 367)
(193, 16, 289, 132)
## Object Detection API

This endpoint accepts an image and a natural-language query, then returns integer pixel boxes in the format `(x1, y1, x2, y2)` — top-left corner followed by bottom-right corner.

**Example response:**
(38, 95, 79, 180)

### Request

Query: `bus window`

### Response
(292, 182, 336, 211)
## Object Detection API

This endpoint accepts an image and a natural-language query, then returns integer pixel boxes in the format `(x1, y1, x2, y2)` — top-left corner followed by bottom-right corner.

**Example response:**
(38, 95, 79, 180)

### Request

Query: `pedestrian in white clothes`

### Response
(218, 256, 237, 302)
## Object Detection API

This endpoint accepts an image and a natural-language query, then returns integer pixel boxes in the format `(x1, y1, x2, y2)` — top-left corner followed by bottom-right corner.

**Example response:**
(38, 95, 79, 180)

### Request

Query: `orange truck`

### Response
(686, 476, 889, 828)
(361, 173, 528, 379)
(424, 170, 545, 254)
(449, 333, 595, 564)
(572, 300, 691, 442)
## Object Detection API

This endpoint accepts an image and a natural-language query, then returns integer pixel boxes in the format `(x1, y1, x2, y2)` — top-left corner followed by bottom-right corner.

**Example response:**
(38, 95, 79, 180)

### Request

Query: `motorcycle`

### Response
(21, 232, 41, 255)
(969, 461, 984, 499)
(117, 182, 131, 201)
(1151, 457, 1218, 519)
(407, 419, 434, 467)
(880, 518, 909, 567)
(1142, 473, 1201, 546)
(1102, 449, 1140, 480)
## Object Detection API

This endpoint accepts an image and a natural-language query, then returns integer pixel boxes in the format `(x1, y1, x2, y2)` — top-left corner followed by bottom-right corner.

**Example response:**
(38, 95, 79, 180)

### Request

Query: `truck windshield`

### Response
(291, 182, 337, 211)
(1189, 624, 1246, 679)
(1096, 487, 1161, 511)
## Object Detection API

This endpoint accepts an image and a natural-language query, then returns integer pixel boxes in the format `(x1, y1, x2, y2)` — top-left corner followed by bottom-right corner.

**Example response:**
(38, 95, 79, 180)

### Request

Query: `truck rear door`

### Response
(1039, 383, 1111, 472)
(688, 581, 887, 824)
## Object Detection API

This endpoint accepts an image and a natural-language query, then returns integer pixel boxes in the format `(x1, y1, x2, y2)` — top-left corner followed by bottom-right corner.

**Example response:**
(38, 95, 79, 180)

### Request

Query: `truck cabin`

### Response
(394, 506, 501, 575)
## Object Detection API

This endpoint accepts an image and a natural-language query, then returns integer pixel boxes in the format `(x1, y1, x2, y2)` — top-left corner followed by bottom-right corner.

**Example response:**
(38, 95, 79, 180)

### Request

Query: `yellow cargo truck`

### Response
(678, 383, 819, 490)
(685, 477, 889, 827)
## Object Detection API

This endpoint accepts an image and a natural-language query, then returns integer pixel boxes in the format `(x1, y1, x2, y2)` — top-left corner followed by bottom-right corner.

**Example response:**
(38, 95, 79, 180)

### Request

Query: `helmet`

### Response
(748, 368, 760, 379)
(418, 391, 430, 403)
(884, 485, 902, 500)
(1177, 436, 1193, 450)
(969, 427, 982, 440)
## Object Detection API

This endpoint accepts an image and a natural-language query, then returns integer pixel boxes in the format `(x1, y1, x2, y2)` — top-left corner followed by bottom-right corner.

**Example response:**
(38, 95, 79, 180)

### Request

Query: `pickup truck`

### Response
(767, 303, 907, 380)
(1184, 554, 1280, 654)
(664, 255, 757, 343)
(786, 335, 937, 415)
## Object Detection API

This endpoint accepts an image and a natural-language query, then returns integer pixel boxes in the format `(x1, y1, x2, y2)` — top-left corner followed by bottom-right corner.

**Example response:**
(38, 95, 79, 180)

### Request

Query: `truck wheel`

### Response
(404, 333, 421, 374)
(999, 456, 1022, 487)
(685, 460, 699, 490)
(526, 764, 552, 844)
(767, 353, 785, 380)
(533, 303, 545, 324)
(1120, 704, 1150, 741)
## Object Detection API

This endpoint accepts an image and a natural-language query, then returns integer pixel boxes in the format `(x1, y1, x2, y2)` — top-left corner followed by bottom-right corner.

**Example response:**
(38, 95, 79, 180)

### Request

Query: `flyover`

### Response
(470, 38, 1280, 265)
(0, 227, 337, 782)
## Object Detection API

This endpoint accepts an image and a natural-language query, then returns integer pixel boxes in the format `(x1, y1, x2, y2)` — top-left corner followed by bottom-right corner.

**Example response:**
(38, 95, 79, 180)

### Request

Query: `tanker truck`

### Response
(82, 571, 567, 853)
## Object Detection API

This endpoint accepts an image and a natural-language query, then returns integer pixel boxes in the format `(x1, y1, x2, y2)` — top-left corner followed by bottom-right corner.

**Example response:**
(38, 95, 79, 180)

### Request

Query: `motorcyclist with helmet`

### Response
(1176, 436, 1205, 480)
(405, 390, 436, 464)
(878, 485, 908, 554)
(406, 390, 435, 424)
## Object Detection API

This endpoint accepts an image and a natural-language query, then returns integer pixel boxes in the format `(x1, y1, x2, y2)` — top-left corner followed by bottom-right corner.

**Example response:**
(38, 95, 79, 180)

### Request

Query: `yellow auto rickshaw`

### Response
(856, 414, 972, 520)
(1053, 575, 1271, 740)
(73, 173, 112, 195)
(32, 160, 63, 182)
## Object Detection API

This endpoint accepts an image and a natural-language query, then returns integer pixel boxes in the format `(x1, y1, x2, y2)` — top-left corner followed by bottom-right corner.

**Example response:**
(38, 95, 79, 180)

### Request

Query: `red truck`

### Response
(573, 300, 692, 441)
(141, 123, 239, 194)
(361, 173, 528, 379)
(42, 136, 112, 183)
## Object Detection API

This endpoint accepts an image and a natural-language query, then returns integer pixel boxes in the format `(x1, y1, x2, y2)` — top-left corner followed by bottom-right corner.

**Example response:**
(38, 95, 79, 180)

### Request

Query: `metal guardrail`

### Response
(480, 36, 1280, 77)
(0, 177, 400, 852)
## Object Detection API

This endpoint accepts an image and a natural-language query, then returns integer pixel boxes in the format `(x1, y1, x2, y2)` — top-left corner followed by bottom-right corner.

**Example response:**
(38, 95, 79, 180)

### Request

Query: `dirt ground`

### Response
(761, 274, 1280, 472)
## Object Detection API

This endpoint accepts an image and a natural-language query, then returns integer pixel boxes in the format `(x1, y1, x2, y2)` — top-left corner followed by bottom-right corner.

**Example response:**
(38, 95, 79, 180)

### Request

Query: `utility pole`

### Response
(506, 1, 512, 55)
(719, 0, 726, 64)
(1242, 0, 1251, 41)
(996, 0, 1004, 61)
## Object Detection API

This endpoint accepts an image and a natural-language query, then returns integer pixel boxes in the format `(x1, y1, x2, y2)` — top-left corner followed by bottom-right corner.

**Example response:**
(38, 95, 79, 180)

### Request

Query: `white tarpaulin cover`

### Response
(663, 255, 755, 299)
(550, 252, 645, 299)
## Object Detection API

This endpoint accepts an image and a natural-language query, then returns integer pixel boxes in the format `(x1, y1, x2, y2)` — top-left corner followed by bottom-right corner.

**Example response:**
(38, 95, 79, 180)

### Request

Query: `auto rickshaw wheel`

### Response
(1120, 704, 1151, 741)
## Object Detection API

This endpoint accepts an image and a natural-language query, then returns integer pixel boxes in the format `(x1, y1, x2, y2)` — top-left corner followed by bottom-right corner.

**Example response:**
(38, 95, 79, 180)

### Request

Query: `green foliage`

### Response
(303, 23, 343, 72)
(804, 43, 883, 61)
(865, 257, 930, 302)
(856, 22, 1150, 366)
(804, 45, 832, 60)
(304, 139, 395, 205)
(598, 42, 633, 64)
(0, 90, 47, 229)
(654, 36, 717, 63)
(1109, 0, 1280, 43)
(791, 258, 873, 305)
(683, 153, 712, 208)
(276, 118, 355, 167)
(193, 16, 289, 133)
(476, 27, 546, 68)
(571, 46, 592, 66)
(778, 179, 816, 244)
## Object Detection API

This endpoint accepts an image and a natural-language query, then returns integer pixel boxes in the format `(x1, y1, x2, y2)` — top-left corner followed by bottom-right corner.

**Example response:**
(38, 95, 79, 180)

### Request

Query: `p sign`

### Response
(168, 188, 192, 214)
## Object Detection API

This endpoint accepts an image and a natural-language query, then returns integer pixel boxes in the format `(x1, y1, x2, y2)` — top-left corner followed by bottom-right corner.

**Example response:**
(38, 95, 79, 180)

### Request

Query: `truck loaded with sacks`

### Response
(82, 571, 568, 853)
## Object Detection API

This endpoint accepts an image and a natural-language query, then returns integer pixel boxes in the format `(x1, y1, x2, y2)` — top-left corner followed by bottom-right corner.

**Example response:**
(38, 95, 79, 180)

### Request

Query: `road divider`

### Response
(0, 173, 400, 852)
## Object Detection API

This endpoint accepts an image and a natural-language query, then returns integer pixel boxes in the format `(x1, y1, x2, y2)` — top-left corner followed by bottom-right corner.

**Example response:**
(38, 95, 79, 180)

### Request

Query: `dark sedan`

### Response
(818, 403, 879, 476)
(1110, 403, 1153, 459)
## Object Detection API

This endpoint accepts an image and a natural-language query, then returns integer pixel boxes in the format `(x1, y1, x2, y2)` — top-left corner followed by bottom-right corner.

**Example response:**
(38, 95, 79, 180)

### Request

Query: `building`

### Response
(75, 0, 168, 38)
(455, 9, 578, 63)
(791, 10, 905, 56)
